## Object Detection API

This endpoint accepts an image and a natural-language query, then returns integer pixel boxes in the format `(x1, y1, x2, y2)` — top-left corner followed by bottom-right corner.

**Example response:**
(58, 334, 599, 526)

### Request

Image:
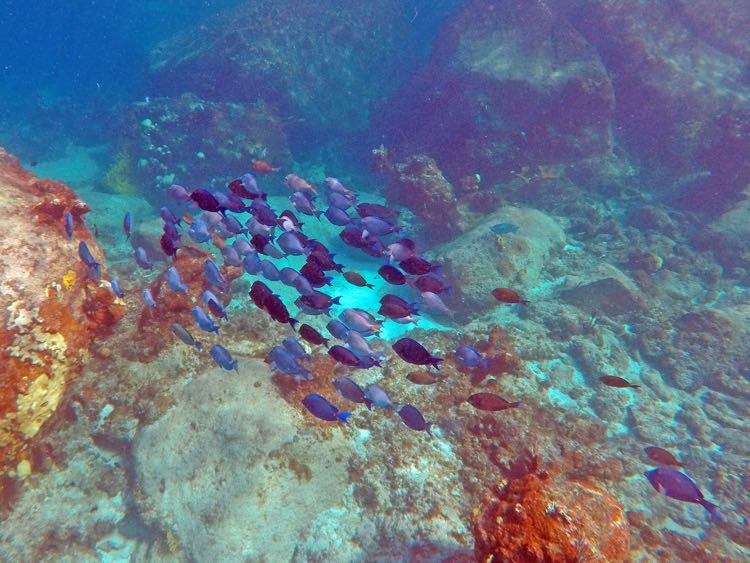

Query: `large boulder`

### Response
(0, 149, 123, 482)
(378, 0, 615, 184)
(147, 0, 416, 135)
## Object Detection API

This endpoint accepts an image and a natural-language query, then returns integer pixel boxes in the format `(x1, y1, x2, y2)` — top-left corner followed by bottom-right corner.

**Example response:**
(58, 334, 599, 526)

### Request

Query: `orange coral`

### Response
(473, 465, 630, 562)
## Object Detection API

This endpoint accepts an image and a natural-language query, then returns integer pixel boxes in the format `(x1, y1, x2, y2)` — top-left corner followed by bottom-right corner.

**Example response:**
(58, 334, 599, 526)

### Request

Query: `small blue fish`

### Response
(302, 393, 351, 423)
(160, 206, 181, 226)
(111, 278, 124, 298)
(166, 266, 188, 292)
(491, 222, 519, 235)
(188, 218, 211, 243)
(221, 245, 243, 267)
(279, 267, 301, 287)
(364, 384, 397, 410)
(222, 214, 245, 235)
(326, 319, 351, 341)
(123, 211, 132, 239)
(134, 247, 152, 270)
(200, 289, 221, 307)
(266, 346, 311, 381)
(260, 260, 281, 282)
(232, 237, 254, 257)
(142, 288, 157, 308)
(282, 337, 311, 361)
(78, 241, 98, 268)
(398, 404, 433, 436)
(210, 344, 238, 372)
(455, 345, 489, 370)
(277, 231, 308, 256)
(333, 376, 372, 409)
(65, 212, 74, 240)
(243, 251, 262, 275)
(192, 306, 220, 333)
(204, 260, 228, 290)
(171, 323, 202, 351)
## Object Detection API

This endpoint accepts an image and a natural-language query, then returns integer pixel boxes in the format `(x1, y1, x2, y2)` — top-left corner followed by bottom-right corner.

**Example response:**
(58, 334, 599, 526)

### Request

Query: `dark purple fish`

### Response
(398, 405, 432, 436)
(645, 468, 719, 517)
(278, 210, 304, 230)
(160, 206, 181, 226)
(299, 291, 341, 312)
(122, 211, 131, 239)
(412, 274, 451, 295)
(160, 233, 179, 258)
(333, 376, 372, 409)
(399, 256, 437, 275)
(302, 394, 351, 423)
(298, 324, 329, 347)
(378, 264, 407, 285)
(265, 294, 298, 330)
(380, 294, 418, 314)
(392, 338, 443, 370)
(249, 280, 273, 309)
(190, 188, 222, 212)
(328, 345, 361, 367)
(250, 234, 272, 254)
(356, 202, 399, 219)
(250, 200, 278, 227)
(325, 206, 352, 226)
(300, 259, 332, 287)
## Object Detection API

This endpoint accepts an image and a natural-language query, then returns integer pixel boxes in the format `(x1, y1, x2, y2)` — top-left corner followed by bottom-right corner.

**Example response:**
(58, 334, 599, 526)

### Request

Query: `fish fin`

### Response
(700, 500, 721, 519)
(331, 296, 342, 305)
(337, 412, 352, 423)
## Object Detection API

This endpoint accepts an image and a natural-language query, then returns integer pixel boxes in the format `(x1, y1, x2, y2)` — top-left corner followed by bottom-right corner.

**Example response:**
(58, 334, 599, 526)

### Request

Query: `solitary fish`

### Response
(467, 393, 521, 412)
(301, 394, 351, 423)
(645, 467, 719, 517)
(398, 405, 432, 436)
(645, 447, 684, 467)
(407, 371, 441, 385)
(490, 222, 519, 235)
(210, 344, 238, 372)
(491, 288, 529, 305)
(343, 271, 373, 289)
(600, 375, 639, 389)
(455, 345, 489, 370)
(171, 323, 202, 352)
(123, 211, 132, 239)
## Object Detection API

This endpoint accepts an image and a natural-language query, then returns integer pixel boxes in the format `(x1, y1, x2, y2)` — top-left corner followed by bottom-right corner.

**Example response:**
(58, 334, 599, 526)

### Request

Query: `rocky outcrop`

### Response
(0, 148, 123, 483)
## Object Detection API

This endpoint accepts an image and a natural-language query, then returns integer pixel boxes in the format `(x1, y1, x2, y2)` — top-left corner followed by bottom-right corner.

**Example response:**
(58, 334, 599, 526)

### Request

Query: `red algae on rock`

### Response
(0, 148, 122, 486)
(473, 465, 630, 562)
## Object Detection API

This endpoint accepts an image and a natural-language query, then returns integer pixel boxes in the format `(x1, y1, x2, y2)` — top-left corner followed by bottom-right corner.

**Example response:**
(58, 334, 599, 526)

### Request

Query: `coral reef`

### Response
(472, 461, 630, 562)
(0, 148, 123, 492)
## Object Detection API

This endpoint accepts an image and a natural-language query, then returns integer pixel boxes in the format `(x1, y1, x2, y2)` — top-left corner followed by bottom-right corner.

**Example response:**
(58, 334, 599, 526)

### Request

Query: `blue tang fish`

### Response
(490, 222, 519, 235)
(142, 288, 157, 308)
(645, 468, 719, 518)
(204, 260, 228, 290)
(210, 344, 238, 372)
(111, 278, 124, 298)
(398, 404, 433, 436)
(188, 218, 211, 243)
(123, 211, 132, 239)
(302, 394, 351, 423)
(65, 212, 74, 240)
(192, 306, 220, 333)
(134, 247, 152, 270)
(455, 345, 489, 370)
(166, 266, 188, 292)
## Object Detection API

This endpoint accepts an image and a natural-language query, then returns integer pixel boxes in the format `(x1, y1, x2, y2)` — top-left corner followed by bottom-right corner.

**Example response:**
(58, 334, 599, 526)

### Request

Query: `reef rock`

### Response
(379, 0, 614, 184)
(473, 470, 630, 562)
(561, 263, 644, 317)
(429, 206, 565, 319)
(107, 94, 291, 200)
(148, 0, 415, 135)
(0, 148, 122, 482)
(560, 0, 750, 214)
(133, 363, 353, 562)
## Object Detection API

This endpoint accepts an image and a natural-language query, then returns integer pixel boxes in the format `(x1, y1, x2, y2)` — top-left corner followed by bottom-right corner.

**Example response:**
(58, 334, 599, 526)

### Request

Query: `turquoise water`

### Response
(1, 1, 749, 561)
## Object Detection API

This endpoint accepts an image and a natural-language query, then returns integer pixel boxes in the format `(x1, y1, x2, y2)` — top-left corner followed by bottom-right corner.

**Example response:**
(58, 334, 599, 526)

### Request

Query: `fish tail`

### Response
(510, 401, 522, 408)
(331, 296, 342, 305)
(430, 357, 444, 370)
(520, 299, 530, 305)
(700, 499, 721, 519)
(366, 283, 374, 289)
(426, 423, 433, 438)
(289, 318, 299, 331)
(337, 412, 352, 423)
(630, 384, 641, 389)
(364, 399, 373, 411)
(194, 342, 203, 352)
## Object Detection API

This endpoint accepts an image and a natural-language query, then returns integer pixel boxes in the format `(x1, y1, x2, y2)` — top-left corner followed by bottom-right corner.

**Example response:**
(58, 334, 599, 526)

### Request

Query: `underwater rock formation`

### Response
(378, 0, 614, 184)
(473, 467, 630, 562)
(110, 94, 290, 200)
(0, 148, 123, 484)
(558, 0, 750, 214)
(429, 206, 565, 319)
(148, 0, 416, 135)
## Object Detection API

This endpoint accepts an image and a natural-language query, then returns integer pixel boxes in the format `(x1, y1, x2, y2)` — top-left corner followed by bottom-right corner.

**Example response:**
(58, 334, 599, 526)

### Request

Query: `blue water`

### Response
(1, 1, 749, 561)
